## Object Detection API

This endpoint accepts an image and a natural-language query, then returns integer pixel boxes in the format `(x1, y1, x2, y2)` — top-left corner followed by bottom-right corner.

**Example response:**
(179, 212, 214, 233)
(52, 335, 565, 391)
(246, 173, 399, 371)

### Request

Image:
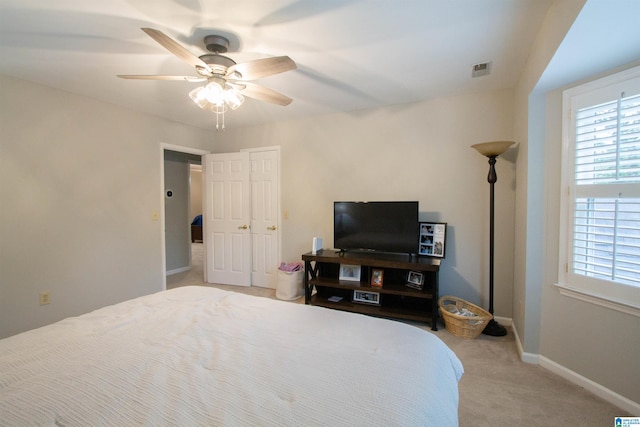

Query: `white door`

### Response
(203, 152, 251, 286)
(250, 150, 280, 288)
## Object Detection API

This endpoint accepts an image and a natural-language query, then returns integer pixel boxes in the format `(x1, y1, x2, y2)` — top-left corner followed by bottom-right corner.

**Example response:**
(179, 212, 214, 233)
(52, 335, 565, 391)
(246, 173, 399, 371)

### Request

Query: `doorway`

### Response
(161, 144, 209, 290)
(160, 144, 281, 290)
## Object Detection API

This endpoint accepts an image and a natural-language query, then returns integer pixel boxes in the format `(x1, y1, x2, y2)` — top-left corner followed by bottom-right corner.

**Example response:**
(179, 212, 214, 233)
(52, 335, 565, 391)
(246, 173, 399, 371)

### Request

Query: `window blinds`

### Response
(575, 93, 640, 185)
(573, 92, 640, 287)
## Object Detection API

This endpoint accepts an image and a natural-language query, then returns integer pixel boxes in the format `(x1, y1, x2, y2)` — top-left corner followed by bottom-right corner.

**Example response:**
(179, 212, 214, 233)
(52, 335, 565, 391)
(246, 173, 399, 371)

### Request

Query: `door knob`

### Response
(238, 225, 248, 230)
(267, 225, 277, 231)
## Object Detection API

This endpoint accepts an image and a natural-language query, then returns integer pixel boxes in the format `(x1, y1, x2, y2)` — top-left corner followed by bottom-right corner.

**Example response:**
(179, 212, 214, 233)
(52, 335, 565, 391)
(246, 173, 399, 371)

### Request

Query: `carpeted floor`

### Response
(439, 330, 631, 425)
(167, 243, 631, 426)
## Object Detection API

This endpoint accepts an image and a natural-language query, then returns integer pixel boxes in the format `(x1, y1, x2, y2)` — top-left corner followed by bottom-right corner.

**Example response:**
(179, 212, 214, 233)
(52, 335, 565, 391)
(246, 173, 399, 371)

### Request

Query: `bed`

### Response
(0, 286, 463, 426)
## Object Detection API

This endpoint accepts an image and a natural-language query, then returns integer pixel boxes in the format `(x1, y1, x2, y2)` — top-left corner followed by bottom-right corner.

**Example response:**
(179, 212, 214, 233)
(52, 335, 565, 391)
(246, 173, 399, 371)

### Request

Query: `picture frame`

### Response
(406, 271, 424, 290)
(371, 269, 384, 287)
(418, 222, 447, 258)
(353, 290, 380, 305)
(339, 264, 361, 281)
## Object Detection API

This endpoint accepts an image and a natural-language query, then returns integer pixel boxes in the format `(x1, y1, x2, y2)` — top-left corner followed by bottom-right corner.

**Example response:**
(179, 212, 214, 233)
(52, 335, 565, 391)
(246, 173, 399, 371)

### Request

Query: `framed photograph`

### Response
(371, 269, 384, 287)
(353, 290, 380, 305)
(339, 264, 361, 281)
(418, 222, 447, 258)
(406, 271, 424, 290)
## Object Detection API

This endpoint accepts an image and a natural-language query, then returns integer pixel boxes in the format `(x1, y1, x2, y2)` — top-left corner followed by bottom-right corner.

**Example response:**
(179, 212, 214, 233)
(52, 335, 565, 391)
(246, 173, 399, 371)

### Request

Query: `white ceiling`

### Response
(0, 0, 553, 130)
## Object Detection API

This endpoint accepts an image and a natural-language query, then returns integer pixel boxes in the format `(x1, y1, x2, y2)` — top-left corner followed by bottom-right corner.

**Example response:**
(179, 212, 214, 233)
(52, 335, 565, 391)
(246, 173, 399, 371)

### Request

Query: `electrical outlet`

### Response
(39, 292, 50, 306)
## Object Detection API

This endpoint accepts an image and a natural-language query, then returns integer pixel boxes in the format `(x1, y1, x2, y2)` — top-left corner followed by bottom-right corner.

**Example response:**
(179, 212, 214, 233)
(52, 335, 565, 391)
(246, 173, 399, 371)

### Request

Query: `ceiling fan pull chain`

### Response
(214, 104, 226, 131)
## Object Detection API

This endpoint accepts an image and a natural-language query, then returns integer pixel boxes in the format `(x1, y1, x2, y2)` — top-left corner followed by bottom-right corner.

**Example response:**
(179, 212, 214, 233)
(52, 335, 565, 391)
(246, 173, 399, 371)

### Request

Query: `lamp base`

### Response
(482, 318, 507, 337)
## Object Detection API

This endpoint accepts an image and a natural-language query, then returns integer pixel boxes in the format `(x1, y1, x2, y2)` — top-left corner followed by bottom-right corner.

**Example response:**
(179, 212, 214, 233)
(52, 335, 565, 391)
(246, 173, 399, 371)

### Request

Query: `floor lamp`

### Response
(471, 140, 514, 337)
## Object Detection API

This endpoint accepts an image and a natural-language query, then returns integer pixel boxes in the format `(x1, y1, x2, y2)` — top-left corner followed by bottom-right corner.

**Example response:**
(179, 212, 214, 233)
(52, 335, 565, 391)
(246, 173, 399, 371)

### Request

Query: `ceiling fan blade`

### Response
(118, 75, 206, 82)
(241, 82, 292, 106)
(141, 28, 211, 73)
(228, 56, 296, 80)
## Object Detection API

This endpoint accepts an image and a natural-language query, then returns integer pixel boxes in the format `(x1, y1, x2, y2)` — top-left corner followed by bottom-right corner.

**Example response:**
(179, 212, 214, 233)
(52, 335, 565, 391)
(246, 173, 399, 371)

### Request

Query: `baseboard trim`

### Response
(539, 356, 640, 415)
(510, 323, 540, 364)
(510, 324, 639, 414)
(493, 315, 512, 327)
(166, 266, 191, 276)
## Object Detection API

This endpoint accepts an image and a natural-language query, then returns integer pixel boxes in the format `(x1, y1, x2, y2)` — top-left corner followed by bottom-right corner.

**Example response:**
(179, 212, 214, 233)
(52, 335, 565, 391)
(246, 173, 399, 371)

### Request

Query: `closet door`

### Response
(250, 149, 280, 289)
(203, 152, 251, 286)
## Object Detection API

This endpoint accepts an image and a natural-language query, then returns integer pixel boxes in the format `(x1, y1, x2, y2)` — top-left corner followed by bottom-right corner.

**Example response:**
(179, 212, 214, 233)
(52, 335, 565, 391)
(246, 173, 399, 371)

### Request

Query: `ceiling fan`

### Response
(118, 28, 296, 125)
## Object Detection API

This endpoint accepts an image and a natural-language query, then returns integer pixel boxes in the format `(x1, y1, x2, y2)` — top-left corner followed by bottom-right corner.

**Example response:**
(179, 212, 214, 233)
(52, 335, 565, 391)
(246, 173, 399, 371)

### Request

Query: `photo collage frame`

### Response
(418, 222, 447, 258)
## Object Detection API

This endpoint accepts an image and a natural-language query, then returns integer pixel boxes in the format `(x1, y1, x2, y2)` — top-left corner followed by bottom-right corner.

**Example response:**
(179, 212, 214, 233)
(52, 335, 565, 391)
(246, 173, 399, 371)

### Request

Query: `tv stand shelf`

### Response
(302, 250, 440, 330)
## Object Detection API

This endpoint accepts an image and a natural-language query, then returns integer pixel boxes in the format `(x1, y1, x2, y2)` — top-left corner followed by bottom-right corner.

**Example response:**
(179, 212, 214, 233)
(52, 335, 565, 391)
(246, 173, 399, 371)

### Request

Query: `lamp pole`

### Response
(484, 155, 505, 336)
(471, 141, 514, 337)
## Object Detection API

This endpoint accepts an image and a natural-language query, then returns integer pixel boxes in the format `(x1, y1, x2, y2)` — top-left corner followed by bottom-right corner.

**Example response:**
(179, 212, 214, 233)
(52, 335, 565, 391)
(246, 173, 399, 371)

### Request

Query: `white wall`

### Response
(0, 74, 211, 339)
(214, 89, 516, 316)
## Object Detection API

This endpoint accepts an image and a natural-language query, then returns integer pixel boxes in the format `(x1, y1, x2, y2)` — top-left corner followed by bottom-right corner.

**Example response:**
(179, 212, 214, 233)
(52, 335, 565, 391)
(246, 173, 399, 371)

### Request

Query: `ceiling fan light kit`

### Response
(189, 79, 245, 110)
(188, 80, 246, 130)
(118, 28, 297, 129)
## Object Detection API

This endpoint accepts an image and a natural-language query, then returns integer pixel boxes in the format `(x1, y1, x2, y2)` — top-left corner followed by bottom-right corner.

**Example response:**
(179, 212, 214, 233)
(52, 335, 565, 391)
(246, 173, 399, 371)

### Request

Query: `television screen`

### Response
(334, 201, 419, 254)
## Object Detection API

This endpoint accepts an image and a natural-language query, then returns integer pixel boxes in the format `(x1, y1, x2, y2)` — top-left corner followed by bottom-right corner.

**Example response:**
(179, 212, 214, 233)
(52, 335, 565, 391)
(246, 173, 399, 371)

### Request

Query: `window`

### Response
(559, 66, 640, 314)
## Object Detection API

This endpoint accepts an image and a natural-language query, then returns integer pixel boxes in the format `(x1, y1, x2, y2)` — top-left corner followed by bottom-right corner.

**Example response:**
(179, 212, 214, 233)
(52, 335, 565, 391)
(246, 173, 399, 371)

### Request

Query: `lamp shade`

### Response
(189, 86, 210, 109)
(471, 141, 515, 157)
(225, 89, 245, 110)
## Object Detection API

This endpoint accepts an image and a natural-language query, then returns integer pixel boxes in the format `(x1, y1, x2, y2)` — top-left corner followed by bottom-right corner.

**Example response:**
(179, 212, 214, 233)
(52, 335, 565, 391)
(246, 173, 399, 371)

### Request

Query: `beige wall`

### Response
(214, 89, 517, 317)
(0, 74, 211, 338)
(0, 77, 516, 336)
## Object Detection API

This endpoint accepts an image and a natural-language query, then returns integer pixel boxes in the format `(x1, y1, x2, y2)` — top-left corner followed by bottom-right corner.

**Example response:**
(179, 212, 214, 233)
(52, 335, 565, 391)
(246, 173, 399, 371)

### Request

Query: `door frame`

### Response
(160, 143, 210, 290)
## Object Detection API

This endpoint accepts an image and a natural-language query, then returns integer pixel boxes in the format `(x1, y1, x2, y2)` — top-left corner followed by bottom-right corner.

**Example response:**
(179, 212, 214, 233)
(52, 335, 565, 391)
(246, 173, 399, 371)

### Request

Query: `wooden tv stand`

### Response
(302, 250, 440, 330)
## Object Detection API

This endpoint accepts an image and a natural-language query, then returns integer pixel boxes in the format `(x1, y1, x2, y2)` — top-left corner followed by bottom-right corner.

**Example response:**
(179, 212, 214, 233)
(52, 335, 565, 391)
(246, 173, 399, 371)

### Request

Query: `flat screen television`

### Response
(334, 201, 419, 255)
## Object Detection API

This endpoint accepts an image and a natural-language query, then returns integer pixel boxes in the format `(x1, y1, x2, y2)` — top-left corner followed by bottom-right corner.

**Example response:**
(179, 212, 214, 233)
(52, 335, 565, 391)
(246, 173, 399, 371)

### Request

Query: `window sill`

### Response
(554, 283, 640, 318)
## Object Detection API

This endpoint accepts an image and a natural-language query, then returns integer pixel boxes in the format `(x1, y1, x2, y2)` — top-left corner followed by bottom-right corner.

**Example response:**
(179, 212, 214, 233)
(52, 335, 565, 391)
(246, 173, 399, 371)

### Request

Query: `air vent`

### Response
(472, 62, 492, 78)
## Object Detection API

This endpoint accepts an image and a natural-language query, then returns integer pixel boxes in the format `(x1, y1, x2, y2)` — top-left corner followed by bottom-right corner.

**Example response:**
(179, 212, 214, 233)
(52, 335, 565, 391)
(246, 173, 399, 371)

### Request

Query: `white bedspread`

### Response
(0, 286, 463, 426)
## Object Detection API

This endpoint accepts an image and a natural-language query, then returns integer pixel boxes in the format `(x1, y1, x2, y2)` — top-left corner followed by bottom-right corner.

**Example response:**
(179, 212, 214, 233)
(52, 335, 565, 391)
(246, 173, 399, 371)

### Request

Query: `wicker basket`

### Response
(438, 296, 492, 339)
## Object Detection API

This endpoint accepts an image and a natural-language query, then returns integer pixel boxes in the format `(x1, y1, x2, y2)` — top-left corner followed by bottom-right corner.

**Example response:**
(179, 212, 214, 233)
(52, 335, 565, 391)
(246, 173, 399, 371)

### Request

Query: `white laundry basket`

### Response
(276, 269, 304, 301)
